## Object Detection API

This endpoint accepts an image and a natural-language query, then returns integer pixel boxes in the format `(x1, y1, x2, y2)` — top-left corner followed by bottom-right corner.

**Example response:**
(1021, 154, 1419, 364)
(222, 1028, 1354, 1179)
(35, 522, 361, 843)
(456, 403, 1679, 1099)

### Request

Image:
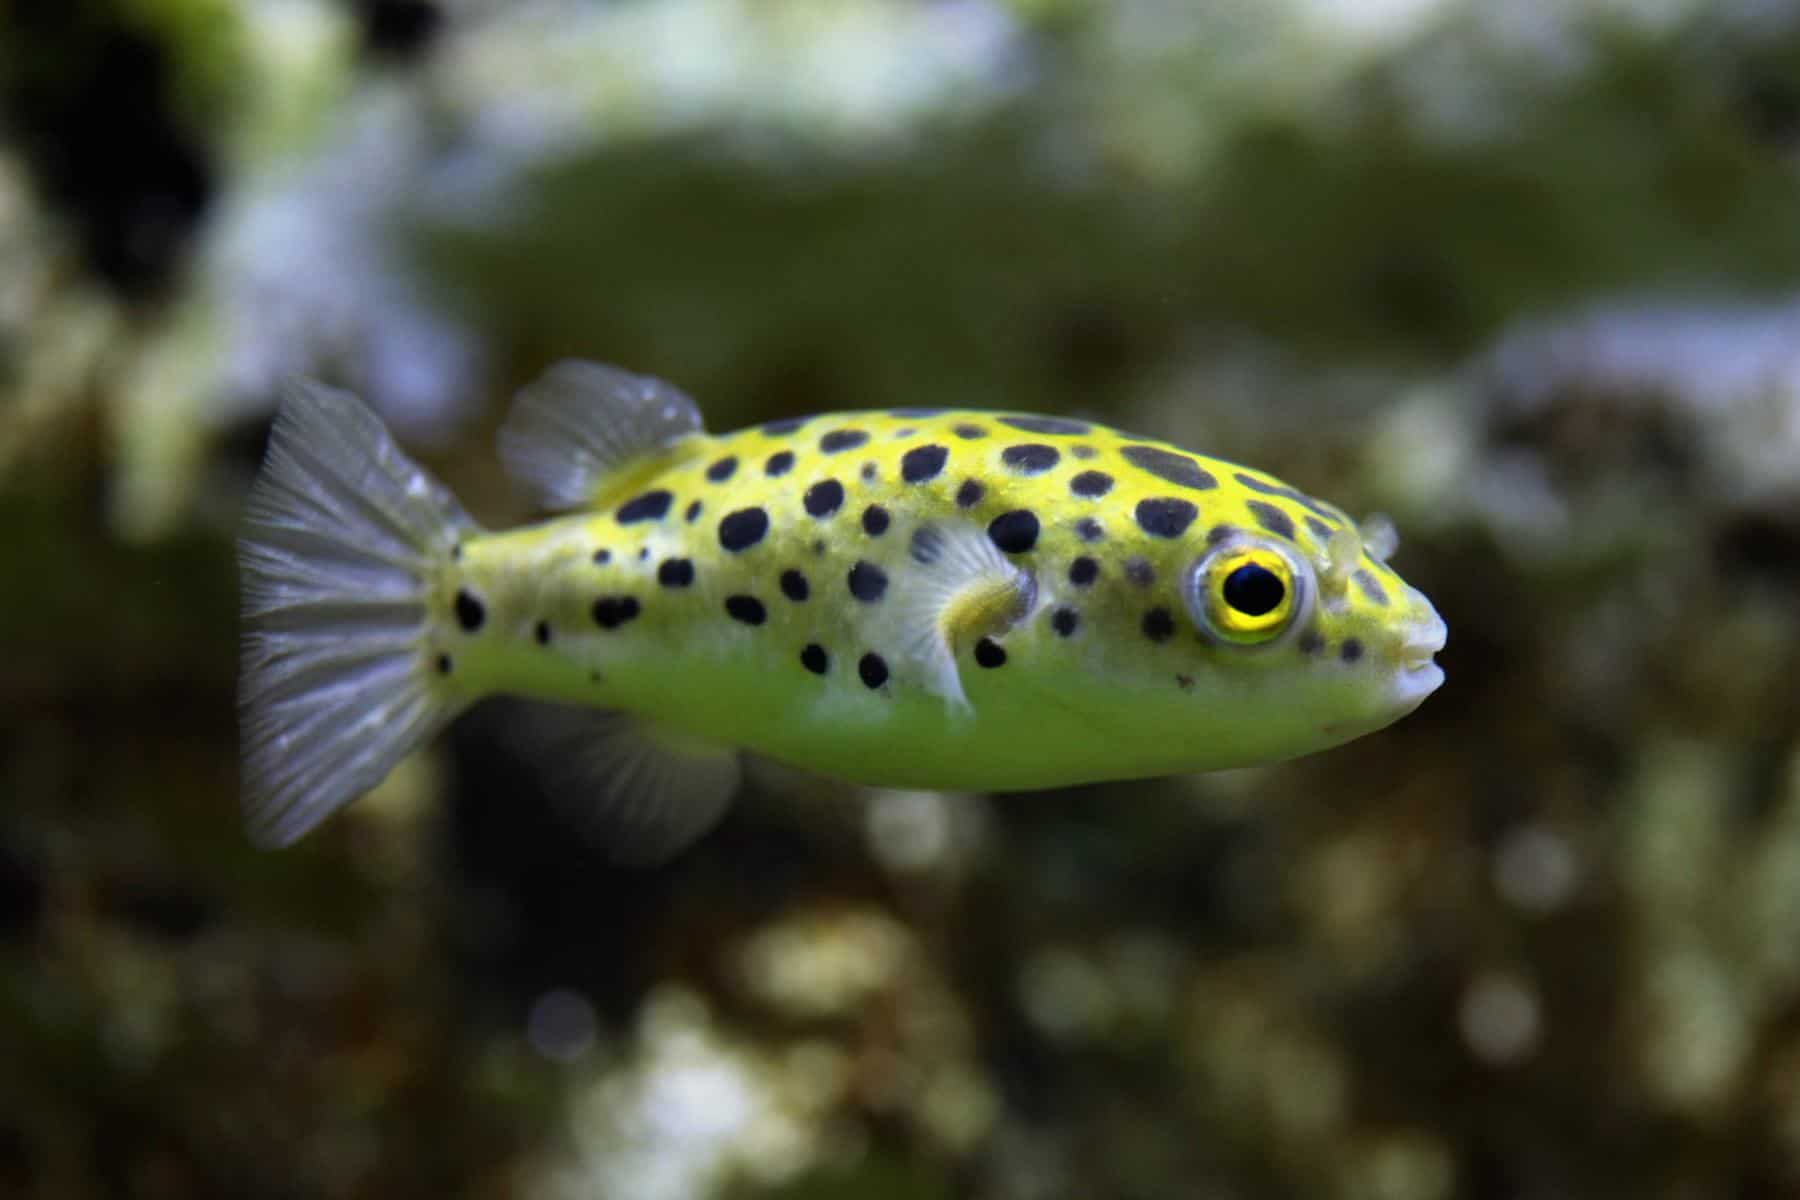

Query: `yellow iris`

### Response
(1204, 546, 1296, 643)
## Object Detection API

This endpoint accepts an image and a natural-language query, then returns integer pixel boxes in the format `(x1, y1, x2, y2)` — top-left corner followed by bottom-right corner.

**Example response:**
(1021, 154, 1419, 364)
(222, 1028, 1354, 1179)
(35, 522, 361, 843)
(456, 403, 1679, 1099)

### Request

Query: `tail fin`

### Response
(238, 382, 479, 847)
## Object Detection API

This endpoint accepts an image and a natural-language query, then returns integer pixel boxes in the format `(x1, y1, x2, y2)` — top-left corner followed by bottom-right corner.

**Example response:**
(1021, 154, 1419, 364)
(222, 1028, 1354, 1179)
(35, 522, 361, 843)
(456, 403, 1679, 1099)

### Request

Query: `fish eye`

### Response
(1185, 539, 1308, 646)
(1223, 562, 1285, 617)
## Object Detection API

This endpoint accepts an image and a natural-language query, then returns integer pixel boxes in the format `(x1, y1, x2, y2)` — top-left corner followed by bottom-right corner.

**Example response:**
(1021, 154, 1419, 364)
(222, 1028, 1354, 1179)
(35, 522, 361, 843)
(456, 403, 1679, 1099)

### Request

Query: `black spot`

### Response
(894, 427, 917, 439)
(718, 507, 770, 552)
(859, 652, 889, 689)
(974, 637, 1007, 668)
(1122, 445, 1217, 491)
(1142, 607, 1176, 643)
(804, 479, 845, 518)
(955, 479, 986, 508)
(616, 490, 674, 524)
(594, 548, 612, 565)
(801, 643, 829, 674)
(451, 543, 463, 561)
(1000, 415, 1091, 436)
(1232, 472, 1339, 522)
(685, 500, 703, 523)
(638, 547, 650, 561)
(1070, 445, 1097, 460)
(1341, 638, 1364, 663)
(706, 456, 739, 482)
(1233, 471, 1287, 497)
(436, 653, 453, 674)
(861, 462, 878, 482)
(781, 569, 809, 601)
(592, 595, 640, 628)
(658, 558, 695, 588)
(1223, 563, 1285, 616)
(847, 560, 888, 603)
(1298, 630, 1324, 656)
(1135, 497, 1199, 538)
(1245, 500, 1295, 541)
(535, 620, 552, 645)
(1051, 607, 1080, 637)
(1305, 515, 1337, 540)
(891, 407, 946, 417)
(1069, 556, 1099, 586)
(763, 417, 807, 436)
(987, 510, 1040, 554)
(1074, 517, 1104, 543)
(954, 423, 988, 440)
(765, 450, 795, 477)
(820, 429, 869, 454)
(1353, 568, 1390, 607)
(901, 444, 949, 483)
(862, 505, 891, 537)
(726, 595, 767, 625)
(812, 538, 827, 556)
(1069, 470, 1114, 498)
(454, 588, 485, 632)
(1001, 443, 1060, 474)
(1124, 557, 1155, 587)
(1206, 524, 1235, 545)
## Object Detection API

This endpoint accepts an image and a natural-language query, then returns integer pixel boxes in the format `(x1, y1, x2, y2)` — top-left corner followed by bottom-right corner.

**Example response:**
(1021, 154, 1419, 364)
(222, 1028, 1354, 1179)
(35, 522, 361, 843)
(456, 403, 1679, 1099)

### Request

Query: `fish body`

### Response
(240, 362, 1445, 857)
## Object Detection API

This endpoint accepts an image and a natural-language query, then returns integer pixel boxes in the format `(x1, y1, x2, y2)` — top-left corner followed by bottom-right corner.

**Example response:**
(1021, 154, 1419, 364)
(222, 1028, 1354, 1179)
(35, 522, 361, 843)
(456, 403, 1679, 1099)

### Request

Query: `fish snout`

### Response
(1384, 593, 1447, 712)
(1398, 611, 1447, 672)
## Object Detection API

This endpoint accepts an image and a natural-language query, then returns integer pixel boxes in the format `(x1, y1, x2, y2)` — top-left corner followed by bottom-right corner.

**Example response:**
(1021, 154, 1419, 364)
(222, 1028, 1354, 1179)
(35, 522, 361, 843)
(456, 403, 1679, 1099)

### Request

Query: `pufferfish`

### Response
(240, 360, 1446, 860)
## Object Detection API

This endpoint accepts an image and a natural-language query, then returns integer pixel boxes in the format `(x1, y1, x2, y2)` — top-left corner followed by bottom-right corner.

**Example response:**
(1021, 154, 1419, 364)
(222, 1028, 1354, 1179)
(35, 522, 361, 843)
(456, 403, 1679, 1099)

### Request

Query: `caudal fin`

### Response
(238, 382, 479, 847)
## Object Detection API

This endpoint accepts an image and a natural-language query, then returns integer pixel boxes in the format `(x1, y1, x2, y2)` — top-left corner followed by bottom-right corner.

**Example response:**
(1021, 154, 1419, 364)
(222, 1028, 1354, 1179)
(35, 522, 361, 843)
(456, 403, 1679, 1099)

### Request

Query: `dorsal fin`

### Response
(883, 521, 1038, 710)
(497, 360, 706, 511)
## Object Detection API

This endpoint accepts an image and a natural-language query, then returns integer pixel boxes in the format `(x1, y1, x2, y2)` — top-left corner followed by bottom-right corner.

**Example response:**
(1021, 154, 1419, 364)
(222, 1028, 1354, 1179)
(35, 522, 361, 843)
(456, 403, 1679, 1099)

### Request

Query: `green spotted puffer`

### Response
(239, 361, 1445, 860)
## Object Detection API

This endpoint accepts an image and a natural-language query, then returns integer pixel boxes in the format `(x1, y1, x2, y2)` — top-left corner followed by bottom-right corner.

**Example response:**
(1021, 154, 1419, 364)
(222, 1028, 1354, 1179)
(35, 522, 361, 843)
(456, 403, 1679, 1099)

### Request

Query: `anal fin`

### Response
(508, 702, 741, 865)
(889, 522, 1038, 710)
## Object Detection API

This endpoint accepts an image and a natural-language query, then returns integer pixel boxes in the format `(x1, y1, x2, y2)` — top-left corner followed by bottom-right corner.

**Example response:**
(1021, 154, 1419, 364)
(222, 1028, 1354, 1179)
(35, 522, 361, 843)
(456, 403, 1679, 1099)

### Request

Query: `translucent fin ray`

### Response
(497, 360, 706, 511)
(884, 521, 1039, 709)
(506, 702, 741, 865)
(238, 381, 479, 848)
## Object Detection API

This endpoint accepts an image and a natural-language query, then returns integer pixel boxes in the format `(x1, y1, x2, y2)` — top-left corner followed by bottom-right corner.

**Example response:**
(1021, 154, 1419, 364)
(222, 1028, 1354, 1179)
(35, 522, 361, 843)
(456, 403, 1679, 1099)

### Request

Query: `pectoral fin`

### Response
(885, 522, 1038, 710)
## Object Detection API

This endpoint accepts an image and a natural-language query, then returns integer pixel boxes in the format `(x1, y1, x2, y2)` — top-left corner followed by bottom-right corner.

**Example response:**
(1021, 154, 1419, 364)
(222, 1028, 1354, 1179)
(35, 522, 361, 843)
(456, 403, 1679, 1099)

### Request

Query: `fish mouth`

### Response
(1390, 611, 1448, 711)
(1400, 614, 1447, 672)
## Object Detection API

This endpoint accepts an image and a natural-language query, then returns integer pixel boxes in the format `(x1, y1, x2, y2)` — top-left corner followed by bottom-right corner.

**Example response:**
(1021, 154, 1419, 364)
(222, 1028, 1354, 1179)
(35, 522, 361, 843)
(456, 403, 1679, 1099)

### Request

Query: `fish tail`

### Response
(237, 382, 480, 846)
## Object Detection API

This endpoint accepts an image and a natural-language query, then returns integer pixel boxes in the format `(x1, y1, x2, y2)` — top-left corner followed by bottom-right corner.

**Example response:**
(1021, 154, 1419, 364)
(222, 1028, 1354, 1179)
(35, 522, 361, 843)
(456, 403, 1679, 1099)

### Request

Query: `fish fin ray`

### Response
(511, 702, 740, 865)
(886, 521, 1038, 710)
(238, 382, 479, 847)
(497, 360, 706, 511)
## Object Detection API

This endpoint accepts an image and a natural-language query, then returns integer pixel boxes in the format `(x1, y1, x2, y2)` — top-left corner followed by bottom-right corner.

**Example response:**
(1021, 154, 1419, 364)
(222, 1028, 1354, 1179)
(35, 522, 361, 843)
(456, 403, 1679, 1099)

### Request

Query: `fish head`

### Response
(1151, 513, 1446, 764)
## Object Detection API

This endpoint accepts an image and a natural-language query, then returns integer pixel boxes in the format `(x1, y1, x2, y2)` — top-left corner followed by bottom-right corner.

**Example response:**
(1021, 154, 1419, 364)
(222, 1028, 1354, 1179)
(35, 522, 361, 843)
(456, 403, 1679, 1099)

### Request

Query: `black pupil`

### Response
(1223, 563, 1285, 617)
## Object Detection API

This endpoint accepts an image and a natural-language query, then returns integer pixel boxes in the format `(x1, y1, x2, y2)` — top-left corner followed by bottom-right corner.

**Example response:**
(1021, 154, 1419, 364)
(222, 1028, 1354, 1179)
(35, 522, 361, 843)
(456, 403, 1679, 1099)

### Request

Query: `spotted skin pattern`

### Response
(440, 410, 1443, 791)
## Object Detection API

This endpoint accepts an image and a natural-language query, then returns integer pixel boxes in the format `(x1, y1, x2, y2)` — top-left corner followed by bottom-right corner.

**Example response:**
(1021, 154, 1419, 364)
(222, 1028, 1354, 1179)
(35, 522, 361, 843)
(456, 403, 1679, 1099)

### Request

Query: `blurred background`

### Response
(4, 0, 1800, 1196)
